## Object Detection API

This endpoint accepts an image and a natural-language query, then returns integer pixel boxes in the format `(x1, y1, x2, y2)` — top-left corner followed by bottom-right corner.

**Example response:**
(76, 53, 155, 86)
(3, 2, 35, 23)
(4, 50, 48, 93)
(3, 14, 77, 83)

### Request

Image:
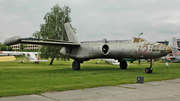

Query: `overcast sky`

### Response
(0, 0, 180, 43)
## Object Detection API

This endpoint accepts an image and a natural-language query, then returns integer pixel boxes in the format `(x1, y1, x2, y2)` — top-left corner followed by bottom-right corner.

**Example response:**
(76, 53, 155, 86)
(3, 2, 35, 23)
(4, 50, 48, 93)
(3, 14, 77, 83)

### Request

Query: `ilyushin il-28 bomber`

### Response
(4, 23, 171, 73)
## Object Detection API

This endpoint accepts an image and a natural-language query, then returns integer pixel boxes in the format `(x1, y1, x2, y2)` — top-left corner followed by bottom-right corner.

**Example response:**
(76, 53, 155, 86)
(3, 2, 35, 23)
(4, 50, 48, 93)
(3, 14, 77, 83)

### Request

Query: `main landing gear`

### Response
(72, 59, 153, 73)
(72, 60, 129, 70)
(145, 58, 153, 73)
(72, 60, 83, 70)
(119, 60, 127, 69)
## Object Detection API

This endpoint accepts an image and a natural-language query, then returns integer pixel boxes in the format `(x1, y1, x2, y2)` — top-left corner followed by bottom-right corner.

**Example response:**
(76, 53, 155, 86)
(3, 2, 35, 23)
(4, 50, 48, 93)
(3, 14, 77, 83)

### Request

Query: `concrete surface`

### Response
(1, 79, 180, 101)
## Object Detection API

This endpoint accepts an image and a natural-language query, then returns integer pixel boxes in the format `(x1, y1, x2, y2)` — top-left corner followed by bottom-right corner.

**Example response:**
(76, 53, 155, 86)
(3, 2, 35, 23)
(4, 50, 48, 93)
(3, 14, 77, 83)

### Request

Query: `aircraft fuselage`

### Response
(60, 40, 170, 61)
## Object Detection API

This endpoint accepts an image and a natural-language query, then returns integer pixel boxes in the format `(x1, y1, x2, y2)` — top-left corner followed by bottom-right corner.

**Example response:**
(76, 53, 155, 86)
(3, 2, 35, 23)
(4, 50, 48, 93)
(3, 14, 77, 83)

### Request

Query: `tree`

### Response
(33, 4, 74, 65)
(7, 46, 13, 51)
(1, 44, 7, 51)
(20, 43, 27, 50)
(33, 31, 41, 40)
(0, 43, 1, 51)
(0, 43, 14, 51)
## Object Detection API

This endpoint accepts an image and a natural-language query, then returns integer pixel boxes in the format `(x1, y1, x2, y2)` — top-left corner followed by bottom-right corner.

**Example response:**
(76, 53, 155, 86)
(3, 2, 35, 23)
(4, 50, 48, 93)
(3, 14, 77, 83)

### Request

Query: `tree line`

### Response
(0, 43, 13, 51)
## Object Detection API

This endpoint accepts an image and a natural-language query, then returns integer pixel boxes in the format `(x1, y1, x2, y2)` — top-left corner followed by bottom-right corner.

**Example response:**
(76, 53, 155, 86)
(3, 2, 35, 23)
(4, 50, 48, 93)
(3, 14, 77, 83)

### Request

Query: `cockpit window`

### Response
(152, 44, 162, 52)
(133, 38, 147, 43)
(152, 45, 157, 51)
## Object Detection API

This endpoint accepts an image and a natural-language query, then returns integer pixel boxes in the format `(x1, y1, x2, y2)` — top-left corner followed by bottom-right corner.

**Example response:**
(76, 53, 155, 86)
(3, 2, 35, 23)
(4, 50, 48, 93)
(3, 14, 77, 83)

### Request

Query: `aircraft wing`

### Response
(4, 36, 80, 47)
(4, 23, 81, 47)
(0, 51, 40, 55)
(165, 56, 175, 59)
(0, 51, 23, 56)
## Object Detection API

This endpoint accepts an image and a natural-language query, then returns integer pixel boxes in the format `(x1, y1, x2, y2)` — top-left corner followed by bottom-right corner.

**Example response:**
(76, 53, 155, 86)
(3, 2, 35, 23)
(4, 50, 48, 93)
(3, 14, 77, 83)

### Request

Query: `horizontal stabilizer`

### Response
(165, 56, 175, 59)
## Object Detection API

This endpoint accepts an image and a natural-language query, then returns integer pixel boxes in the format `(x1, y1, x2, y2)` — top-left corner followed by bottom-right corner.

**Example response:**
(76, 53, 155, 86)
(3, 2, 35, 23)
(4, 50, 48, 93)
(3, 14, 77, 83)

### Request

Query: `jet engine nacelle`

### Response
(60, 44, 110, 60)
(101, 44, 109, 55)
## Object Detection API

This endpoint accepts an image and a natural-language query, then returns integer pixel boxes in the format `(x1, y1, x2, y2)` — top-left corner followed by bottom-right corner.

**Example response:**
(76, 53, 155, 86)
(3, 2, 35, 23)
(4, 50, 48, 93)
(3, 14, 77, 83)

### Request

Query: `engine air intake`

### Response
(102, 44, 109, 55)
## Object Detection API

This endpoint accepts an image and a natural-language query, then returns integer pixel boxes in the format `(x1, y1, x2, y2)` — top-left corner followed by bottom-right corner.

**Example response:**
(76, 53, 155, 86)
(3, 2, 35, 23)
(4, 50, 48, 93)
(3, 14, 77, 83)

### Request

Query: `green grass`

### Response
(0, 56, 180, 97)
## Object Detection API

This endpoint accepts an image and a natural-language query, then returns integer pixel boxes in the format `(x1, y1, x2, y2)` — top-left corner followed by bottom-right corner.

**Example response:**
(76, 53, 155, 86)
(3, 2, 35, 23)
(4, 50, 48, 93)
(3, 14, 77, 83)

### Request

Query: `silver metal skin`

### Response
(60, 39, 171, 61)
(4, 23, 171, 73)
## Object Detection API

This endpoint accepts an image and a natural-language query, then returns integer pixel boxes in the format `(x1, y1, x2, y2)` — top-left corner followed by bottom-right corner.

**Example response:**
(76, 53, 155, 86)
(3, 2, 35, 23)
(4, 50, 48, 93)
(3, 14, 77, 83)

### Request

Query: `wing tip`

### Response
(4, 36, 21, 46)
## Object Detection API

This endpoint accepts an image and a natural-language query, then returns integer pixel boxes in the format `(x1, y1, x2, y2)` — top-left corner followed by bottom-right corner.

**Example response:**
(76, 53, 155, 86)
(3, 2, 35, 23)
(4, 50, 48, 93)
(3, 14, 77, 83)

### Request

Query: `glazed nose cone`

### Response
(166, 46, 171, 54)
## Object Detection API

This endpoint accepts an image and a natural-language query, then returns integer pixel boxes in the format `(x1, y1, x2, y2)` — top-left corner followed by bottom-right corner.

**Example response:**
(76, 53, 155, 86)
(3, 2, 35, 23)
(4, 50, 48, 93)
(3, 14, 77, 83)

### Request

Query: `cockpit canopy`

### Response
(129, 38, 147, 43)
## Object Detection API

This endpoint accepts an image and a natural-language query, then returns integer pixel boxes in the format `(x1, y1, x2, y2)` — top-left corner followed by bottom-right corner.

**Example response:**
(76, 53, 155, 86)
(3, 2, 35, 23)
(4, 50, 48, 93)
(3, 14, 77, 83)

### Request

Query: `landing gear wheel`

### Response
(145, 67, 153, 73)
(21, 61, 23, 63)
(120, 60, 127, 69)
(145, 58, 153, 73)
(72, 60, 80, 70)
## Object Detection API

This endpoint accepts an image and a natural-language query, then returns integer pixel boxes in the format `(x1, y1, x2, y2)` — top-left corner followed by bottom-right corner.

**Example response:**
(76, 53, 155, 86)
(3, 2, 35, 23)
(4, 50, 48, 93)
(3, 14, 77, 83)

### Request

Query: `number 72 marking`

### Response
(137, 45, 148, 55)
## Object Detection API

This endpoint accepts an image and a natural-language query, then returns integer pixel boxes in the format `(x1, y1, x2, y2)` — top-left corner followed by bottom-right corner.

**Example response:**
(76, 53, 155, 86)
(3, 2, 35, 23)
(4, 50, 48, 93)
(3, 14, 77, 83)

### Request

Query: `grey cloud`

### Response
(0, 0, 180, 43)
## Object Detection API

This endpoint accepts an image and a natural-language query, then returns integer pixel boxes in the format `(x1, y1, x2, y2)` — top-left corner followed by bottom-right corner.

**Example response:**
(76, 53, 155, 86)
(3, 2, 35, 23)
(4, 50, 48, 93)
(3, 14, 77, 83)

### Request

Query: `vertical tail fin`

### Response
(64, 23, 80, 44)
(168, 37, 180, 57)
(168, 37, 178, 47)
(37, 53, 40, 60)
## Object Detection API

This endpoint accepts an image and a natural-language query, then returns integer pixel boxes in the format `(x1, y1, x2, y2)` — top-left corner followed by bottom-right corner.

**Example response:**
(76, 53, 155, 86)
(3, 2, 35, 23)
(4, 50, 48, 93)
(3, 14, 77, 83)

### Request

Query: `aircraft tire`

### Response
(72, 60, 80, 70)
(149, 68, 153, 73)
(120, 60, 127, 69)
(145, 67, 153, 73)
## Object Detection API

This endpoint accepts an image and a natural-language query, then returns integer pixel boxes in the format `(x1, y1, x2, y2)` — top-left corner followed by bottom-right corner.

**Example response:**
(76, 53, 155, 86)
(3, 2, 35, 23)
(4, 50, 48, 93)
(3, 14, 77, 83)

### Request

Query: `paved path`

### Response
(1, 79, 180, 101)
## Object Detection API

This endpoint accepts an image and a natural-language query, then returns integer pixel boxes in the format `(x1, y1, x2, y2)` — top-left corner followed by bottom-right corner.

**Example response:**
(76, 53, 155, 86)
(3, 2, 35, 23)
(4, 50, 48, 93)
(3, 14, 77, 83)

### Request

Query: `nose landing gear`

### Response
(145, 58, 153, 73)
(145, 67, 153, 73)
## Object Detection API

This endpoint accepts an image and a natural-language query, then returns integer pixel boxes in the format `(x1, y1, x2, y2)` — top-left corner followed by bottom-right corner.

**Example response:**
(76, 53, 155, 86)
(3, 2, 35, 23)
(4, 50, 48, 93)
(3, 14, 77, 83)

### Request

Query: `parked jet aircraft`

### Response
(4, 23, 171, 73)
(0, 51, 47, 63)
(161, 37, 180, 63)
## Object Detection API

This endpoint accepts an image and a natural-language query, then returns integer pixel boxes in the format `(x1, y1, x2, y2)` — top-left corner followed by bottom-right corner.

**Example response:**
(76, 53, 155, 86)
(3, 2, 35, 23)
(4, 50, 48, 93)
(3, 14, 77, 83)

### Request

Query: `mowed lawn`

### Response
(0, 56, 180, 97)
